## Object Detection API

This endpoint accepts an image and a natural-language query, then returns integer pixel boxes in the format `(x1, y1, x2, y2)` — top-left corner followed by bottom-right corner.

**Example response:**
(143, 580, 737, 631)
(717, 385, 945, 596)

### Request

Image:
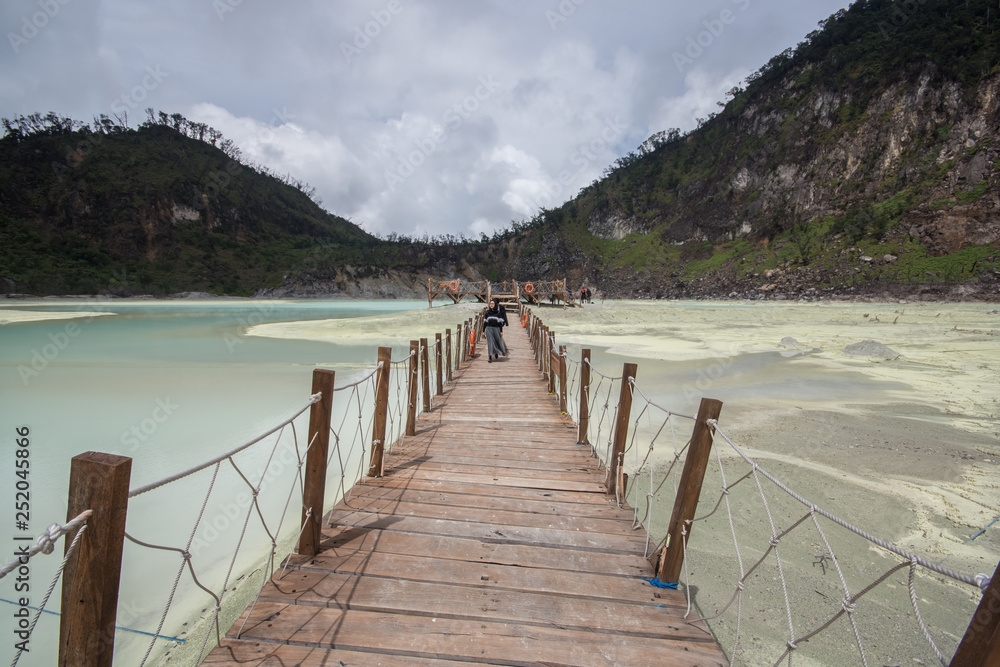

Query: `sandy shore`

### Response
(0, 308, 116, 324)
(249, 300, 998, 665)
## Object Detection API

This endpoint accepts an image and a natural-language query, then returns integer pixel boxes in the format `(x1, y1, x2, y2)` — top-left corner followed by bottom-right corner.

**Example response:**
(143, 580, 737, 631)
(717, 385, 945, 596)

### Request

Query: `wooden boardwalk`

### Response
(202, 325, 728, 666)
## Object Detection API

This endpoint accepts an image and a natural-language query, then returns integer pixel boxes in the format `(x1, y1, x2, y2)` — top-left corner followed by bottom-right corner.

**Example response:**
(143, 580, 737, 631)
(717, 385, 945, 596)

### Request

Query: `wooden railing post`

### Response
(658, 397, 724, 583)
(420, 337, 431, 412)
(299, 368, 335, 557)
(606, 363, 638, 499)
(406, 340, 419, 435)
(547, 334, 557, 394)
(59, 452, 131, 667)
(368, 347, 391, 477)
(578, 349, 591, 445)
(446, 328, 453, 379)
(558, 345, 567, 413)
(435, 332, 443, 395)
(951, 559, 1000, 666)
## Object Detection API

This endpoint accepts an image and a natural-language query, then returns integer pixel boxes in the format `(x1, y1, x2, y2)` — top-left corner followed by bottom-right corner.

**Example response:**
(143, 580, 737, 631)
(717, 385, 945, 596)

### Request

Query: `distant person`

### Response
(585, 287, 592, 303)
(483, 297, 508, 362)
(580, 286, 587, 304)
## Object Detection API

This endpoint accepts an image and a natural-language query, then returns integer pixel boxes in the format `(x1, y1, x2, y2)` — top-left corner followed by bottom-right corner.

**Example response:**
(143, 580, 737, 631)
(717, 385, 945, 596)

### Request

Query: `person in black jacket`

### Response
(483, 297, 508, 362)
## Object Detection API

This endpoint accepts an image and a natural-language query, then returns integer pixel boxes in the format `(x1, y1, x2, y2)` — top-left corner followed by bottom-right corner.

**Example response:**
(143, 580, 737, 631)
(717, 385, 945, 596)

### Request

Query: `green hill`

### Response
(0, 117, 375, 295)
(486, 0, 1000, 300)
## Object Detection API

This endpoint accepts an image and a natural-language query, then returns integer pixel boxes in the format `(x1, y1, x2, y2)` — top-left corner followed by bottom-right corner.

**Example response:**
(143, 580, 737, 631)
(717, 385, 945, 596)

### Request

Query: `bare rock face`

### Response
(905, 207, 1000, 256)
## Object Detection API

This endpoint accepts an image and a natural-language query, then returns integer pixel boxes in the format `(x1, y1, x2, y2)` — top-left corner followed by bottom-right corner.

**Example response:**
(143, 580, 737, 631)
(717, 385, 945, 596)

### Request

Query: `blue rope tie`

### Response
(0, 597, 186, 642)
(642, 578, 679, 589)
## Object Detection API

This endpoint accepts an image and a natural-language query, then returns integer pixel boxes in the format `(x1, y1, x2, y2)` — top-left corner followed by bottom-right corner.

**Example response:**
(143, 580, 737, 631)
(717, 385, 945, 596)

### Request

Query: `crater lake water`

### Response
(0, 299, 429, 665)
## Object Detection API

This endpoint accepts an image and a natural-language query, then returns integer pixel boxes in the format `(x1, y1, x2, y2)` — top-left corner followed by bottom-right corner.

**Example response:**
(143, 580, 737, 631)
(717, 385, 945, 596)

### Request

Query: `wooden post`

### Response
(578, 349, 591, 445)
(435, 332, 443, 395)
(457, 321, 465, 365)
(368, 347, 391, 477)
(558, 344, 567, 413)
(606, 363, 638, 499)
(427, 277, 432, 308)
(547, 335, 557, 394)
(299, 369, 335, 557)
(59, 452, 131, 667)
(537, 325, 547, 372)
(446, 328, 453, 380)
(406, 340, 419, 435)
(951, 560, 1000, 667)
(420, 337, 431, 412)
(658, 397, 724, 583)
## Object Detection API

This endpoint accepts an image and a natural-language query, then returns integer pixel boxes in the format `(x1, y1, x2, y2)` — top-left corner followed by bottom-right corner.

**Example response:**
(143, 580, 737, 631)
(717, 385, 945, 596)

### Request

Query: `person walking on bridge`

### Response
(484, 297, 508, 362)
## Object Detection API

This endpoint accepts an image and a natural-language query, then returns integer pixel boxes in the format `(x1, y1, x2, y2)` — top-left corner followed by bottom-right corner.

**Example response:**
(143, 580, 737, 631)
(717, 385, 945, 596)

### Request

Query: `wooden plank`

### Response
(326, 498, 641, 536)
(325, 512, 648, 553)
(230, 603, 726, 667)
(349, 475, 621, 508)
(258, 571, 696, 637)
(342, 484, 637, 519)
(273, 551, 677, 606)
(205, 641, 480, 666)
(203, 321, 727, 666)
(305, 529, 654, 578)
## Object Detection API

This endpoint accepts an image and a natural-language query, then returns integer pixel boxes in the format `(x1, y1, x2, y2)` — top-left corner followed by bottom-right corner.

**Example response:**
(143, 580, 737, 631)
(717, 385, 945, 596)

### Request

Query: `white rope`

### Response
(0, 510, 92, 579)
(128, 394, 321, 498)
(711, 421, 988, 588)
(908, 558, 946, 666)
(10, 522, 88, 667)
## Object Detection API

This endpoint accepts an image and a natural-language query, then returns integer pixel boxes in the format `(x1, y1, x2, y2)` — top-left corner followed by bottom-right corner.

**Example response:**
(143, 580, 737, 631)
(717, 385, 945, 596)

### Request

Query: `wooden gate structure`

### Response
(428, 278, 575, 308)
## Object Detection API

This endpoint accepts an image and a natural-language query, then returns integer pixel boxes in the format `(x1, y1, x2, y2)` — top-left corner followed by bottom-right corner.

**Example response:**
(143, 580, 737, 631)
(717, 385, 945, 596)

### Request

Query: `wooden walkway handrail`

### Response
(202, 316, 728, 665)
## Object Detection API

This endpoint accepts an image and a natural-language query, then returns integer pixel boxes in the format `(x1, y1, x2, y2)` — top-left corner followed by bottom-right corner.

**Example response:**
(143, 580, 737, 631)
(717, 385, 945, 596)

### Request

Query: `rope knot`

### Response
(182, 550, 192, 561)
(769, 536, 781, 548)
(36, 523, 62, 554)
(736, 581, 746, 591)
(721, 487, 730, 496)
(786, 640, 798, 651)
(975, 573, 992, 591)
(841, 598, 856, 614)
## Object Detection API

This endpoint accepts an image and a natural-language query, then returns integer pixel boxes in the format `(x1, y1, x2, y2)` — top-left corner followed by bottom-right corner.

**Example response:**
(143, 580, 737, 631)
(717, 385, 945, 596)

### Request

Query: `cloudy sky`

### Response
(2, 0, 849, 239)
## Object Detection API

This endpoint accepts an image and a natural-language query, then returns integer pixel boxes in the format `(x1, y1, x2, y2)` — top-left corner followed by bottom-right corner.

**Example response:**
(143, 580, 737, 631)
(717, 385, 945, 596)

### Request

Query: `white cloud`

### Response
(0, 0, 853, 238)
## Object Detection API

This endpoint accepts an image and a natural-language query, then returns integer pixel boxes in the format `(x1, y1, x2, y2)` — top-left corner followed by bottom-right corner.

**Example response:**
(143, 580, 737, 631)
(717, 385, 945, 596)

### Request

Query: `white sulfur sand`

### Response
(0, 308, 116, 324)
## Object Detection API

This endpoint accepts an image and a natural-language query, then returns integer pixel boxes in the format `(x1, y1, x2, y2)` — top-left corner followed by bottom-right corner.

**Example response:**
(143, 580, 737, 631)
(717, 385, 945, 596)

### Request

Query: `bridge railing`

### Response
(522, 306, 998, 667)
(22, 319, 469, 667)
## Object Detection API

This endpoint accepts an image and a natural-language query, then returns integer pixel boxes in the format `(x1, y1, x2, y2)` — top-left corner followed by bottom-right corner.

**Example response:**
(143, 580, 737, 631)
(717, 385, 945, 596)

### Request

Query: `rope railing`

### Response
(521, 306, 997, 666)
(6, 515, 90, 667)
(46, 321, 468, 666)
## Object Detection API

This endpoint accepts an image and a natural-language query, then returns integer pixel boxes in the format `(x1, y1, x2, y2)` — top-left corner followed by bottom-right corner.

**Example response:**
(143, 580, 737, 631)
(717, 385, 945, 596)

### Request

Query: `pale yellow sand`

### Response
(0, 308, 116, 324)
(250, 299, 999, 665)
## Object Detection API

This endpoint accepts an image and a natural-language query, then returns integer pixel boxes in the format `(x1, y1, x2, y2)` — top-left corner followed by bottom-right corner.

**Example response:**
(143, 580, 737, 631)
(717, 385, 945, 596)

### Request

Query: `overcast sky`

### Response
(2, 0, 850, 239)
